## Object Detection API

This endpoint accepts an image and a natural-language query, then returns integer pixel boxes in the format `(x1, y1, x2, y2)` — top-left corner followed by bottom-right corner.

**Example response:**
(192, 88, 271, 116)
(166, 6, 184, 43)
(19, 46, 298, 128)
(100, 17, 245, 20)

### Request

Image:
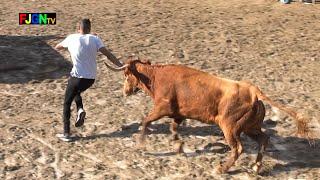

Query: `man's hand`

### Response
(55, 43, 65, 50)
(99, 47, 123, 67)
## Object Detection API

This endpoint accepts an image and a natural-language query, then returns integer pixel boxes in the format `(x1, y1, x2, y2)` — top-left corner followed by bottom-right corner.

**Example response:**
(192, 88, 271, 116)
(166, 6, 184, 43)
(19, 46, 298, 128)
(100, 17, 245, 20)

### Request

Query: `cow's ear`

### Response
(126, 55, 137, 64)
(143, 60, 151, 65)
(128, 61, 136, 71)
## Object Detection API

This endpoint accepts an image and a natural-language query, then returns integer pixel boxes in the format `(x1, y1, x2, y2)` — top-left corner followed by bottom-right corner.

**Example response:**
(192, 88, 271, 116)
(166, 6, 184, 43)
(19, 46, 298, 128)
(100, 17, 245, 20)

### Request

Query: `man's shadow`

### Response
(79, 119, 320, 175)
(0, 35, 71, 84)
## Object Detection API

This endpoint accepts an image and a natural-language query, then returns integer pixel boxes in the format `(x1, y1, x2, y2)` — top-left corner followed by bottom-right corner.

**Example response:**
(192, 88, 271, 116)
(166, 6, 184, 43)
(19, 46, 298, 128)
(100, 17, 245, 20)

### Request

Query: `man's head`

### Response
(78, 19, 91, 34)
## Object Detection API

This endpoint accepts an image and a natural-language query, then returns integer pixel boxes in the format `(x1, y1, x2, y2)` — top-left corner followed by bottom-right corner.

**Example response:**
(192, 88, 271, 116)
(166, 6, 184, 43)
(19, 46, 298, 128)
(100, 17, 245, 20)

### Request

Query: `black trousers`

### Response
(63, 77, 95, 134)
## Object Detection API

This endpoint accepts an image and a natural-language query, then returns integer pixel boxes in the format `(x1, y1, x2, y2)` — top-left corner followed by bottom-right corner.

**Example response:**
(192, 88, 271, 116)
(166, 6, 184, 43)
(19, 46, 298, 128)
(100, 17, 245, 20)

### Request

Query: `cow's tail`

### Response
(251, 86, 310, 137)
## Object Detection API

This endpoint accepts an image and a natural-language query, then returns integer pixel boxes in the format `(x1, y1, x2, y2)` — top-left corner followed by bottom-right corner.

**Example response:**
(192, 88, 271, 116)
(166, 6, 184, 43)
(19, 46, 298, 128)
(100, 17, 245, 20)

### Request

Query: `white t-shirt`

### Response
(60, 33, 105, 79)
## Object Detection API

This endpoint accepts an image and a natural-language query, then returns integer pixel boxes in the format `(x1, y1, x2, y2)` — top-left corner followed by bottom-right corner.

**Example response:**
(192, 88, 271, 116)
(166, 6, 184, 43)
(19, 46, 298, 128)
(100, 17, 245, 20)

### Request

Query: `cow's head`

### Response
(104, 57, 151, 97)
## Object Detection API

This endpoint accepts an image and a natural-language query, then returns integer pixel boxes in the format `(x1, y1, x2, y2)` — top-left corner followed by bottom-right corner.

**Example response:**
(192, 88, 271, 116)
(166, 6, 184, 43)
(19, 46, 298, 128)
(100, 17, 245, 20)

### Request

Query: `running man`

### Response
(55, 18, 123, 142)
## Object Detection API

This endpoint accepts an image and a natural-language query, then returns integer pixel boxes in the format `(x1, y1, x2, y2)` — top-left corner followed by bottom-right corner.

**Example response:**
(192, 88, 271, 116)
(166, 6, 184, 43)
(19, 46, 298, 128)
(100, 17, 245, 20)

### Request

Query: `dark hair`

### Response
(80, 19, 91, 34)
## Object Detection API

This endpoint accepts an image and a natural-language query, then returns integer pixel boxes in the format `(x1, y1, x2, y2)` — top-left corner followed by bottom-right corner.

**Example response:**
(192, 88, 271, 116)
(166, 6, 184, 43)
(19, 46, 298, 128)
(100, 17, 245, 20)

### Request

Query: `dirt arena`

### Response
(0, 0, 319, 179)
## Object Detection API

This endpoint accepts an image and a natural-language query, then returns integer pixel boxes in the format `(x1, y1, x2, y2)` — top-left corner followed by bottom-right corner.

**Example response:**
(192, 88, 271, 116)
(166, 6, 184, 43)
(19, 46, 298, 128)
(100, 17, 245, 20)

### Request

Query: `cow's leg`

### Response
(217, 106, 255, 173)
(235, 134, 243, 156)
(217, 128, 242, 174)
(245, 130, 269, 173)
(170, 118, 183, 141)
(170, 118, 184, 153)
(244, 100, 268, 173)
(139, 107, 167, 144)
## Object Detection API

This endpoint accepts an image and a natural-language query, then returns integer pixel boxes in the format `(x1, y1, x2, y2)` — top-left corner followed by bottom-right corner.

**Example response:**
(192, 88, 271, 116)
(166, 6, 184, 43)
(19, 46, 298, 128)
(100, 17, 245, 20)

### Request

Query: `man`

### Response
(55, 18, 123, 142)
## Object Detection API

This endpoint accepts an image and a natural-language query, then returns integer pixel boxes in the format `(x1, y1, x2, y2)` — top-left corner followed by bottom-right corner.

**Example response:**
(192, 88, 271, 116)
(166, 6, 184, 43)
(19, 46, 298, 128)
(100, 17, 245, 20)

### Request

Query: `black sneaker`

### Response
(75, 109, 86, 127)
(56, 133, 73, 142)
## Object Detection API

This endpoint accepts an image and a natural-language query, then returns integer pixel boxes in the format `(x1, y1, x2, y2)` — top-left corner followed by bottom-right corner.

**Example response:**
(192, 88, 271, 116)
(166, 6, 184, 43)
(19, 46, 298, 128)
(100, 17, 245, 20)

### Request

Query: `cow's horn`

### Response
(104, 62, 128, 71)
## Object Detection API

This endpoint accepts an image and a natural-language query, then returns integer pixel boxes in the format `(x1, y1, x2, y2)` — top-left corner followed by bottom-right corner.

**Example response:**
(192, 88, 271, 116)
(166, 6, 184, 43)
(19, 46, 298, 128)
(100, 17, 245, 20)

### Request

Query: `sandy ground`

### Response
(0, 0, 320, 179)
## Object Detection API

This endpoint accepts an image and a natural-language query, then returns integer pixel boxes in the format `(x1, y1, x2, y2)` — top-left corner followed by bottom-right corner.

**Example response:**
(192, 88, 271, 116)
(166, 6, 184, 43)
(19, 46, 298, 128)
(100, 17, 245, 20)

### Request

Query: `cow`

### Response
(104, 59, 309, 174)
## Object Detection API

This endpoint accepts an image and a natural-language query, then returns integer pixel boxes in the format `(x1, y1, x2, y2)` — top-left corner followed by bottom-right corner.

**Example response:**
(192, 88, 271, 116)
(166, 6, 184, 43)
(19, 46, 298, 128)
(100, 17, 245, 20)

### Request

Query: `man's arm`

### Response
(55, 35, 70, 50)
(99, 47, 123, 67)
(55, 43, 65, 50)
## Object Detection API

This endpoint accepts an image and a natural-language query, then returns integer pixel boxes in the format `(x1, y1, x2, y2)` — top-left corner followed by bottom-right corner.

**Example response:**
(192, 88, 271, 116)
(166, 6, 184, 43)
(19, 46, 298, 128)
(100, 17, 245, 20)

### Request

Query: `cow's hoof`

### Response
(174, 141, 184, 154)
(135, 136, 146, 149)
(215, 165, 227, 174)
(252, 163, 262, 174)
(136, 141, 146, 150)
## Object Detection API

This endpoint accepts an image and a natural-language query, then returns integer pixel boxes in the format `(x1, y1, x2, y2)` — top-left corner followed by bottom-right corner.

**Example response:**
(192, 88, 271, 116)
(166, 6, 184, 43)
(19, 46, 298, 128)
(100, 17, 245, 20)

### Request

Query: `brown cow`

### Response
(104, 59, 309, 174)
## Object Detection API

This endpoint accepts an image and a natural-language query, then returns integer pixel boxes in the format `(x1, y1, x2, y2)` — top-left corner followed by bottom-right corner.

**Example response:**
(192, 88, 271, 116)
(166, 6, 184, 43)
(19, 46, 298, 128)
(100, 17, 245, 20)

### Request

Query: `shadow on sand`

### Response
(79, 120, 320, 175)
(0, 35, 71, 84)
(80, 122, 222, 140)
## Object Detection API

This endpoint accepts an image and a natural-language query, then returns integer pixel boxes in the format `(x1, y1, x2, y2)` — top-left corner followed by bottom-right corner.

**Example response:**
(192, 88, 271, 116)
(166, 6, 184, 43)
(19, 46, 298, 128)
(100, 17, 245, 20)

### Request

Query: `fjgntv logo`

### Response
(19, 13, 56, 25)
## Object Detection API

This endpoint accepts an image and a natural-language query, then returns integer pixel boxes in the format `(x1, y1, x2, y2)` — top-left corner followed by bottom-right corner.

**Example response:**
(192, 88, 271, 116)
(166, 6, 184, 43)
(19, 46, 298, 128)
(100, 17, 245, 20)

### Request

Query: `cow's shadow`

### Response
(80, 120, 320, 175)
(260, 128, 320, 176)
(80, 122, 222, 140)
(0, 35, 71, 83)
